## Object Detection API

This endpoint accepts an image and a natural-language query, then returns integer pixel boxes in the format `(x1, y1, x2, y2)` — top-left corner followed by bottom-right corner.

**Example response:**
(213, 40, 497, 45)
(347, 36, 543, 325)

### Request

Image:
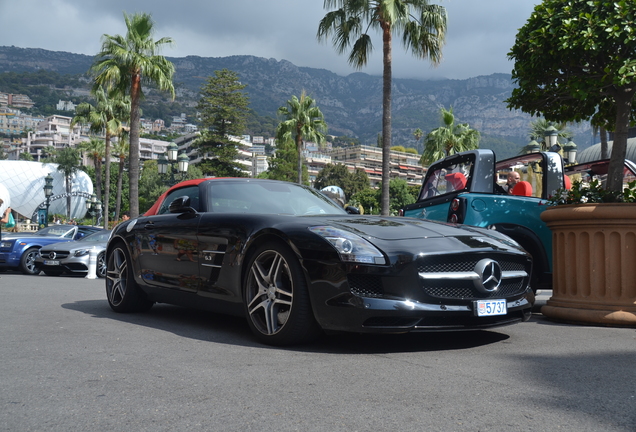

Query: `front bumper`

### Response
(313, 289, 532, 333)
(35, 255, 91, 274)
(0, 251, 21, 268)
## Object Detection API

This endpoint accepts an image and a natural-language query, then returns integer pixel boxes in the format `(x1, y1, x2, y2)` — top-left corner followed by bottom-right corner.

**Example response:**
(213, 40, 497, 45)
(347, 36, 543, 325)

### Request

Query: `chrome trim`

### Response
(419, 270, 528, 280)
(360, 295, 531, 313)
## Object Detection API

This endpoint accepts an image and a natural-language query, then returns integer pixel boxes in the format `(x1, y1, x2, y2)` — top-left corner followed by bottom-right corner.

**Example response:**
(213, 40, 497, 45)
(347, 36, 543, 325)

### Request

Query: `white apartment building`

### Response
(24, 115, 83, 161)
(315, 145, 425, 188)
(0, 110, 44, 138)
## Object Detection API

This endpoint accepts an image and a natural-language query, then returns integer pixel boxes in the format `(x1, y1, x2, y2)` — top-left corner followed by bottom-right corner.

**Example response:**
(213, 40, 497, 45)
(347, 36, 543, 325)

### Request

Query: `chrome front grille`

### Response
(418, 254, 529, 300)
(40, 251, 70, 260)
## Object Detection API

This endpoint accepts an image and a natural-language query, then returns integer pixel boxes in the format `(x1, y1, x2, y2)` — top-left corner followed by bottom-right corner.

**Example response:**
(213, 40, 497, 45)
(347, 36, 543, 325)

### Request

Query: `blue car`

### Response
(0, 225, 103, 275)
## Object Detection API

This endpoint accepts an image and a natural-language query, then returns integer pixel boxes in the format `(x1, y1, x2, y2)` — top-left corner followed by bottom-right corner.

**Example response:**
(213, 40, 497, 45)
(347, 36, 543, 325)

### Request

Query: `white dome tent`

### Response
(0, 161, 94, 222)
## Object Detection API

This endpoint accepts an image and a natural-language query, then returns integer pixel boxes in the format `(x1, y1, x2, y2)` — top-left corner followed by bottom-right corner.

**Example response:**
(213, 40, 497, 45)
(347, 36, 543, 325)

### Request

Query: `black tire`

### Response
(243, 242, 321, 346)
(43, 270, 63, 276)
(105, 243, 153, 313)
(97, 252, 107, 278)
(20, 247, 40, 275)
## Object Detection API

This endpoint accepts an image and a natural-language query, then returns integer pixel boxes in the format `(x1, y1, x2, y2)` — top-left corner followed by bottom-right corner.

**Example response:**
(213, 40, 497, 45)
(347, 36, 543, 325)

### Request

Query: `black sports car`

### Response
(106, 178, 533, 345)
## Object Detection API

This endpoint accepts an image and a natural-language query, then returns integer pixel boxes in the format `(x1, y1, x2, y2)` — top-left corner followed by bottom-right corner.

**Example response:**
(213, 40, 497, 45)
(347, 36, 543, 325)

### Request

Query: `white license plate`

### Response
(475, 299, 507, 317)
(44, 260, 60, 266)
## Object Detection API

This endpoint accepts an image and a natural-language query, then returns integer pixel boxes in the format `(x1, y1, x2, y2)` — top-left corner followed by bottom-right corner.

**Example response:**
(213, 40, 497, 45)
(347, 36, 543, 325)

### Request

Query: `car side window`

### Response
(76, 227, 96, 238)
(495, 153, 544, 198)
(62, 228, 76, 239)
(158, 185, 200, 215)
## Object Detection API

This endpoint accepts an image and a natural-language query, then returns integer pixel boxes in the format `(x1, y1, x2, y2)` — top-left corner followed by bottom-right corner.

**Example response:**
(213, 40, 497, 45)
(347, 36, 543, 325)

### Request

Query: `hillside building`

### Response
(0, 92, 35, 109)
(305, 145, 425, 188)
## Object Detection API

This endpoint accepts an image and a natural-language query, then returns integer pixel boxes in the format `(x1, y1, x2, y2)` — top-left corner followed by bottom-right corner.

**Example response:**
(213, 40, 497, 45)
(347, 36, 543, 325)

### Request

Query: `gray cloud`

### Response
(1, 0, 540, 79)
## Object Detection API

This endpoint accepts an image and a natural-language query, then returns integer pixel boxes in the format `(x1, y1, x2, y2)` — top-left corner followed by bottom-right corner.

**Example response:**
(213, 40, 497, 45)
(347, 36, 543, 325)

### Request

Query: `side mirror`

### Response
(169, 196, 197, 214)
(345, 206, 360, 215)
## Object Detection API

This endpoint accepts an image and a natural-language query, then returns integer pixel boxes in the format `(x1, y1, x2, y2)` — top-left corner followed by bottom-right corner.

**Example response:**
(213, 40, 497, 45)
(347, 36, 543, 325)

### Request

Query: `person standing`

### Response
(0, 198, 11, 241)
(0, 199, 11, 278)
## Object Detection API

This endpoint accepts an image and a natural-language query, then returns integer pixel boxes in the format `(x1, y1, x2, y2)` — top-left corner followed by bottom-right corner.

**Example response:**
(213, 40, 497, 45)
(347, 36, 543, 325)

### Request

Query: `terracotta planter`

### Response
(540, 203, 636, 326)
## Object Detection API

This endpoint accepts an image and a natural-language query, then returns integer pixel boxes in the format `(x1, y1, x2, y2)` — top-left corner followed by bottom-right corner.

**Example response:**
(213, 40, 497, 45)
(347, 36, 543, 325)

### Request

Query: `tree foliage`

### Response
(55, 147, 82, 219)
(197, 69, 249, 136)
(507, 0, 636, 192)
(91, 12, 176, 217)
(264, 139, 309, 184)
(420, 106, 480, 165)
(194, 69, 251, 178)
(72, 86, 130, 227)
(318, 0, 447, 215)
(313, 163, 370, 199)
(276, 91, 327, 184)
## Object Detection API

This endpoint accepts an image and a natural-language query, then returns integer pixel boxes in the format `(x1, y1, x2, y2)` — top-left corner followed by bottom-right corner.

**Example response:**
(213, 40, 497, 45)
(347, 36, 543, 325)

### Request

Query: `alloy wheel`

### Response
(245, 250, 294, 336)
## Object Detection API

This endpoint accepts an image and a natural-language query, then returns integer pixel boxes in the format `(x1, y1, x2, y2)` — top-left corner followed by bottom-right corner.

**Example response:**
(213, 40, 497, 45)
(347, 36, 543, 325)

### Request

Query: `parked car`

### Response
(402, 149, 636, 292)
(106, 178, 533, 346)
(35, 230, 112, 277)
(0, 225, 102, 275)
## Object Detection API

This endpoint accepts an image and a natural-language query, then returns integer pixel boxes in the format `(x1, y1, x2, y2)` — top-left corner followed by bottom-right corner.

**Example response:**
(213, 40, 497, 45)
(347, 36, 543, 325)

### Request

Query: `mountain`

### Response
(0, 46, 593, 158)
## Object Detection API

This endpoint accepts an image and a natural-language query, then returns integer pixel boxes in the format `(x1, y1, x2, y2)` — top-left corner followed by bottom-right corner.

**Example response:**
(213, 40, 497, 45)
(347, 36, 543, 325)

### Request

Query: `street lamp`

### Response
(43, 173, 53, 227)
(158, 143, 189, 186)
(85, 194, 102, 226)
(544, 126, 560, 152)
(526, 139, 541, 154)
(562, 138, 577, 165)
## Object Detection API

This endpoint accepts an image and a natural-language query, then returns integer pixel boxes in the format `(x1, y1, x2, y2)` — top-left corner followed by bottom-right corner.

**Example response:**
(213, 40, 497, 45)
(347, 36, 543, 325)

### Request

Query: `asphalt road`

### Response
(1, 272, 635, 432)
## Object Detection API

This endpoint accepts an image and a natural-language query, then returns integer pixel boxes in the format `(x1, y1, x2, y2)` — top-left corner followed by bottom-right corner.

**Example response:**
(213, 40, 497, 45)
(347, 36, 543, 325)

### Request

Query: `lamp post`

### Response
(562, 138, 577, 165)
(85, 194, 102, 227)
(526, 139, 541, 154)
(43, 173, 53, 227)
(158, 142, 189, 186)
(544, 126, 560, 152)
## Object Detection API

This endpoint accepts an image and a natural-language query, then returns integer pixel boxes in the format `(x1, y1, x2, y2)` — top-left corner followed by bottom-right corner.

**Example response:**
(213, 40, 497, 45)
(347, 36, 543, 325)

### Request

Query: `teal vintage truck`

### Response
(402, 149, 636, 292)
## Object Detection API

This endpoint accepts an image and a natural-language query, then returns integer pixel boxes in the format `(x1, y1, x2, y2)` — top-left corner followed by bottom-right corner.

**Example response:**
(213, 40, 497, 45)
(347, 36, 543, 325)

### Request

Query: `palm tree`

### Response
(413, 128, 424, 152)
(526, 118, 573, 151)
(112, 136, 129, 222)
(40, 146, 57, 163)
(276, 91, 327, 184)
(55, 147, 81, 219)
(72, 86, 130, 227)
(77, 137, 105, 201)
(318, 0, 447, 215)
(91, 12, 175, 218)
(420, 107, 480, 166)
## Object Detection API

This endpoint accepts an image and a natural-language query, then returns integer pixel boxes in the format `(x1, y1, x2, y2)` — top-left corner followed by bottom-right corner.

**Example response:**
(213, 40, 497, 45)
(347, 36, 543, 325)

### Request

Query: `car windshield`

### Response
(208, 181, 347, 215)
(77, 230, 111, 242)
(419, 160, 473, 200)
(35, 225, 75, 237)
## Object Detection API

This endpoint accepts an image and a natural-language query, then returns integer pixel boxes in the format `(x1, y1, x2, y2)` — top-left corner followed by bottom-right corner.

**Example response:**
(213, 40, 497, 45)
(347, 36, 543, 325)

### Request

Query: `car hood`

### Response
(2, 234, 69, 242)
(40, 240, 107, 252)
(321, 216, 484, 240)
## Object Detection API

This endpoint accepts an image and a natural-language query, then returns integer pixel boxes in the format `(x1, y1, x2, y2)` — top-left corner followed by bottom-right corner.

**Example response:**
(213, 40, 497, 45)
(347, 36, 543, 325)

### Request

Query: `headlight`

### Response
(308, 226, 386, 265)
(0, 241, 13, 249)
(74, 249, 90, 257)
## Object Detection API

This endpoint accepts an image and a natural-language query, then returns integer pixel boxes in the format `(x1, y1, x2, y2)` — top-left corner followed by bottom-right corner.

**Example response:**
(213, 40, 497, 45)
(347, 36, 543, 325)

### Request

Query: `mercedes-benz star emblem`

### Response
(48, 252, 56, 259)
(473, 259, 502, 293)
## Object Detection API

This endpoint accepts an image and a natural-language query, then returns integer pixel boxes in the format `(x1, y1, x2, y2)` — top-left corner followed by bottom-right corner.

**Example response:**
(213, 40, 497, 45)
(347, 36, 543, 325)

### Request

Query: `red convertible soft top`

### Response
(144, 178, 209, 216)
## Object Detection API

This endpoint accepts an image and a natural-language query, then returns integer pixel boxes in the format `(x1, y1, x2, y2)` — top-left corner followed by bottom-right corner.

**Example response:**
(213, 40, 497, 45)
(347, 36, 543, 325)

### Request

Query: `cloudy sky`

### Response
(1, 0, 541, 80)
